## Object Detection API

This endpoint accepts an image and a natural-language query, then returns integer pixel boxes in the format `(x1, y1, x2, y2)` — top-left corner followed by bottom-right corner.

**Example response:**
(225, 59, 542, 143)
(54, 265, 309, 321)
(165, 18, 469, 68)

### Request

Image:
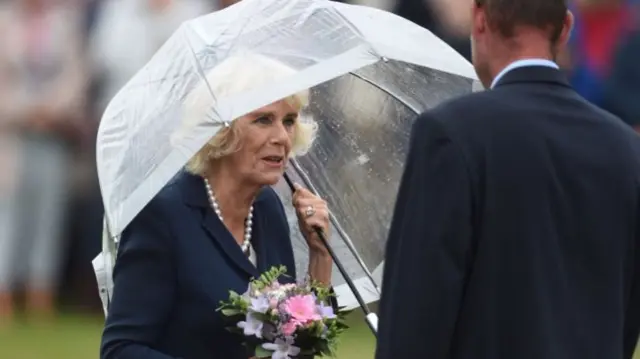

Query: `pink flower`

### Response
(281, 295, 321, 323)
(281, 320, 300, 336)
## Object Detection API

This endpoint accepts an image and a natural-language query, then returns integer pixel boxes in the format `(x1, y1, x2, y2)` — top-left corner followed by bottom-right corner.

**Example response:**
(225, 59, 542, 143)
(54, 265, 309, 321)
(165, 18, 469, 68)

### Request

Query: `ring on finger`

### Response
(304, 205, 315, 218)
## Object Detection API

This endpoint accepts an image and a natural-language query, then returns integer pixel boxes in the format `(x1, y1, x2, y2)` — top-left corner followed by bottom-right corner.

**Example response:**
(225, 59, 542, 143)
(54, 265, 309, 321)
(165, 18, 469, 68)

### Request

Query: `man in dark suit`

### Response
(375, 0, 640, 358)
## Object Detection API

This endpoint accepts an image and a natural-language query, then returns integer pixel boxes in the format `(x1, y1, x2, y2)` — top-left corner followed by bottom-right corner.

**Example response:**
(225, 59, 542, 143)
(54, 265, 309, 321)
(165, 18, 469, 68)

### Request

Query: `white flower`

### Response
(268, 283, 296, 301)
(269, 288, 287, 300)
(237, 312, 263, 339)
(250, 295, 270, 314)
(262, 337, 301, 359)
(242, 284, 253, 300)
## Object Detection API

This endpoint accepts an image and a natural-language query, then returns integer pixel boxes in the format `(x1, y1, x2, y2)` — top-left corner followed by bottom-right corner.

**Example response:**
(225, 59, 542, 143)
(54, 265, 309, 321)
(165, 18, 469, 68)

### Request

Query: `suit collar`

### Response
(493, 65, 571, 89)
(176, 170, 269, 278)
(491, 59, 559, 88)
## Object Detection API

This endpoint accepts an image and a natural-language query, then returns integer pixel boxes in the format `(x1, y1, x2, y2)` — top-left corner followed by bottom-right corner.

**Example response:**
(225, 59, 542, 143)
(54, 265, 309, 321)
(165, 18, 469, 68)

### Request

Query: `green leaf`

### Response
(252, 265, 289, 291)
(254, 345, 273, 358)
(220, 308, 243, 316)
(249, 313, 263, 322)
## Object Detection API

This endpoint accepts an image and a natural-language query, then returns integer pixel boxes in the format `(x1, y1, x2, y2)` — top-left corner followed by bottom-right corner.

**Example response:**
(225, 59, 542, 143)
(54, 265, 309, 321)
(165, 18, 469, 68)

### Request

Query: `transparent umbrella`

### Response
(279, 63, 477, 312)
(92, 0, 479, 322)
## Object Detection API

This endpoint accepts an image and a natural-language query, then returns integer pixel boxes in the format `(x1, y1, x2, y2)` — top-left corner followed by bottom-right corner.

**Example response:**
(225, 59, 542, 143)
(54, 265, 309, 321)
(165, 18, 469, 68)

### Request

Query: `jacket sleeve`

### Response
(624, 189, 640, 359)
(100, 199, 179, 359)
(375, 112, 475, 359)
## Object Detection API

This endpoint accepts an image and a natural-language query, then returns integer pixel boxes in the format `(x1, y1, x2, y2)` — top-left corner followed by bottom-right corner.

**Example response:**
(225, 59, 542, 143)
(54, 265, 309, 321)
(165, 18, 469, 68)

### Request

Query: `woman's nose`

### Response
(270, 122, 292, 145)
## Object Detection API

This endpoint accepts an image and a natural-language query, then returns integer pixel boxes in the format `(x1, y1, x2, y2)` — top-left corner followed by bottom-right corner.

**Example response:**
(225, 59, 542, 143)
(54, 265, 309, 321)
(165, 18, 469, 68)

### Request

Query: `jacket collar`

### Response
(493, 65, 572, 89)
(491, 59, 559, 88)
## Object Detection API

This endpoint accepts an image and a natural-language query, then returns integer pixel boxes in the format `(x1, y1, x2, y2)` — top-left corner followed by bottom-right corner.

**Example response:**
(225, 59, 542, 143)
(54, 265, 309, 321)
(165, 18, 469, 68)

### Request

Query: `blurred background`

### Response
(0, 0, 638, 358)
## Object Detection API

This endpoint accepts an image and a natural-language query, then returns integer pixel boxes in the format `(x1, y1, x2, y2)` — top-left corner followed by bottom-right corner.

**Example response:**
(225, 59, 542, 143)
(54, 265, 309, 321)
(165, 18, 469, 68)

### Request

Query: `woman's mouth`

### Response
(262, 156, 284, 167)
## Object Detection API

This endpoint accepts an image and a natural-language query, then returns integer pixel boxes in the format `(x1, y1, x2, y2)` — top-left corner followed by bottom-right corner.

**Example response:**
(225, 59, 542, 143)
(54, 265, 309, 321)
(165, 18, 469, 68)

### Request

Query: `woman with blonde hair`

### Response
(101, 53, 332, 359)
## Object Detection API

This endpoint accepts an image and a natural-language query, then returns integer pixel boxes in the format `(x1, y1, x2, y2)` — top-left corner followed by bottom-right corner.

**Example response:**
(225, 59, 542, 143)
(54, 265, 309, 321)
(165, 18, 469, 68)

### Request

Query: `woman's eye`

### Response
(255, 116, 271, 124)
(283, 117, 296, 127)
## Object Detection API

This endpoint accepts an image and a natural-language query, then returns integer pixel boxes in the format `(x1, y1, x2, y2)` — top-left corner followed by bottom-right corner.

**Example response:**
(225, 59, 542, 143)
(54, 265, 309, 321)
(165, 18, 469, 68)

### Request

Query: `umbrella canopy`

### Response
(277, 61, 476, 309)
(93, 0, 478, 313)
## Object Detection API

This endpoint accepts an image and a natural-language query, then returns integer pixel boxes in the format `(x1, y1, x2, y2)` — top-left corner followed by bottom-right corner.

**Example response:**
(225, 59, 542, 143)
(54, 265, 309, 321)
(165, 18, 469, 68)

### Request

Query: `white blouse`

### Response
(248, 243, 257, 267)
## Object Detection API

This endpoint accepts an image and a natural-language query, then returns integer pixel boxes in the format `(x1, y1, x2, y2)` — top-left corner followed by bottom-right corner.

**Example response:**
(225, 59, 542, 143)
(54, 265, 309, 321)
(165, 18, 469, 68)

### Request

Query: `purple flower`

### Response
(317, 302, 336, 319)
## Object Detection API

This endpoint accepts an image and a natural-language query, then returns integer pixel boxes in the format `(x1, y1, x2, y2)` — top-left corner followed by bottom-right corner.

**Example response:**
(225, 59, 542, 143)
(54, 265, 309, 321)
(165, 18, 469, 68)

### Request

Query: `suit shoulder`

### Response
(132, 174, 187, 228)
(415, 91, 499, 137)
(117, 182, 182, 255)
(588, 99, 636, 131)
(430, 90, 498, 120)
(413, 91, 493, 135)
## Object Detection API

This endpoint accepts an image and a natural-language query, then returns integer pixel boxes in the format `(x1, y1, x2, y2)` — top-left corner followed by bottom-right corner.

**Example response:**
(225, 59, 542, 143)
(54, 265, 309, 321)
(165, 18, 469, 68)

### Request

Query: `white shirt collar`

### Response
(490, 59, 559, 89)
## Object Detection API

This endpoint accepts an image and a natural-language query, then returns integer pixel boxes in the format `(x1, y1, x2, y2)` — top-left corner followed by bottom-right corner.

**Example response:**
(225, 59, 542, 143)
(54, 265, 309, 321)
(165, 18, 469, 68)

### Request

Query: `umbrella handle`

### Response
(282, 172, 378, 337)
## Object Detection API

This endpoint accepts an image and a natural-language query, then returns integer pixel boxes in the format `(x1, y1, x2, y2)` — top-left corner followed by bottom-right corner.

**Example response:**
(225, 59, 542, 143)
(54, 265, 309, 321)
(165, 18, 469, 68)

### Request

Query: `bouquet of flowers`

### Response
(217, 266, 349, 358)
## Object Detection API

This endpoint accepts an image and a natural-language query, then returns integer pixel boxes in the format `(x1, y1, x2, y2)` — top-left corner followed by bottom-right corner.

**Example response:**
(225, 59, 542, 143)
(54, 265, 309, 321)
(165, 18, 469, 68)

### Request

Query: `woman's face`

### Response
(225, 99, 299, 186)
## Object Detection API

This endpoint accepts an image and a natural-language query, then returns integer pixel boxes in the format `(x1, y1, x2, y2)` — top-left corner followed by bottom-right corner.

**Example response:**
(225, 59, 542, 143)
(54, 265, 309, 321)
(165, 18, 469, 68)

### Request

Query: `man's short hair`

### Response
(475, 0, 568, 43)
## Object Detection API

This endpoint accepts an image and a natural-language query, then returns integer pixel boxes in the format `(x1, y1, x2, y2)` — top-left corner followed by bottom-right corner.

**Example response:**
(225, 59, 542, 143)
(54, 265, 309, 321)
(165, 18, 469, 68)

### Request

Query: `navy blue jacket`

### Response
(101, 172, 297, 359)
(603, 28, 640, 127)
(376, 66, 640, 359)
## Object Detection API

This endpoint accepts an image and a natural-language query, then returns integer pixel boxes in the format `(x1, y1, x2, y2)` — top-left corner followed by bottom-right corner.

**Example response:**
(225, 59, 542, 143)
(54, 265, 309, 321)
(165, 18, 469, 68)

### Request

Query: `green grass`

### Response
(0, 312, 375, 359)
(0, 315, 103, 359)
(1, 312, 638, 359)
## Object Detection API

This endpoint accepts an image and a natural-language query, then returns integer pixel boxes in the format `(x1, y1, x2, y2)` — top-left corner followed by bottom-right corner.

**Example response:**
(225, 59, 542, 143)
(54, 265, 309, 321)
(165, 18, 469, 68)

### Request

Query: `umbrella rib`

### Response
(183, 26, 227, 127)
(288, 159, 381, 295)
(348, 71, 421, 114)
(331, 6, 368, 43)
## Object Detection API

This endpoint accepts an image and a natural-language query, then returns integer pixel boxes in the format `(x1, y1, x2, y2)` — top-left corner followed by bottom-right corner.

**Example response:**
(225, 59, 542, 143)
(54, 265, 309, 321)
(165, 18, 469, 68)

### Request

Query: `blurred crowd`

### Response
(0, 0, 638, 326)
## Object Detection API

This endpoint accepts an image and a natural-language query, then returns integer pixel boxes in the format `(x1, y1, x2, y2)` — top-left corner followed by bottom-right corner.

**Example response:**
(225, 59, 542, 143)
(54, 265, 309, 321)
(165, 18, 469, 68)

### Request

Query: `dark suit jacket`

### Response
(101, 172, 297, 359)
(603, 28, 640, 128)
(375, 66, 640, 359)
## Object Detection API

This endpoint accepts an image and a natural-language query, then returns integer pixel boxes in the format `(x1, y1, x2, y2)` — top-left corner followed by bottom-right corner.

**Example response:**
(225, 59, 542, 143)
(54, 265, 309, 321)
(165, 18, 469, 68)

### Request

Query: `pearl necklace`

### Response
(204, 178, 254, 254)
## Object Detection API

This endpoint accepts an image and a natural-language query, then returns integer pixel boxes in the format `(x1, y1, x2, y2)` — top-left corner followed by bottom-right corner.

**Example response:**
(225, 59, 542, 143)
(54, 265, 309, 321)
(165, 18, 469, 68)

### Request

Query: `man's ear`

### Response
(471, 1, 487, 38)
(558, 10, 575, 47)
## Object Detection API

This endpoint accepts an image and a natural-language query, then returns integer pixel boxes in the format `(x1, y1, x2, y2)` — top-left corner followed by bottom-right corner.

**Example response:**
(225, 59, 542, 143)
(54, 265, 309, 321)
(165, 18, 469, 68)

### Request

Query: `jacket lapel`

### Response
(251, 210, 270, 273)
(179, 171, 260, 279)
(200, 211, 260, 279)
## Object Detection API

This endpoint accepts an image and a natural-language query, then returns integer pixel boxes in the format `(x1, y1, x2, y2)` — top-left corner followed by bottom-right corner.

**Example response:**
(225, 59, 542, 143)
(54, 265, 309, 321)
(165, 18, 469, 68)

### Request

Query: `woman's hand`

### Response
(292, 183, 330, 255)
(292, 183, 333, 285)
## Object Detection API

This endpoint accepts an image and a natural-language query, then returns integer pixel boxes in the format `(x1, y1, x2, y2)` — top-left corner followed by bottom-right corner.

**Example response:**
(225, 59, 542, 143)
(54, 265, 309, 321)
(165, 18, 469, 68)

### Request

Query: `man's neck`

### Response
(487, 35, 557, 88)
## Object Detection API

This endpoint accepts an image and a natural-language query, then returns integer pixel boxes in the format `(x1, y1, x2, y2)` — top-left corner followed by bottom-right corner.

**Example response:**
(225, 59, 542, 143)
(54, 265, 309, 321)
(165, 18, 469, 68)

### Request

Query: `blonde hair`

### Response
(181, 52, 317, 176)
